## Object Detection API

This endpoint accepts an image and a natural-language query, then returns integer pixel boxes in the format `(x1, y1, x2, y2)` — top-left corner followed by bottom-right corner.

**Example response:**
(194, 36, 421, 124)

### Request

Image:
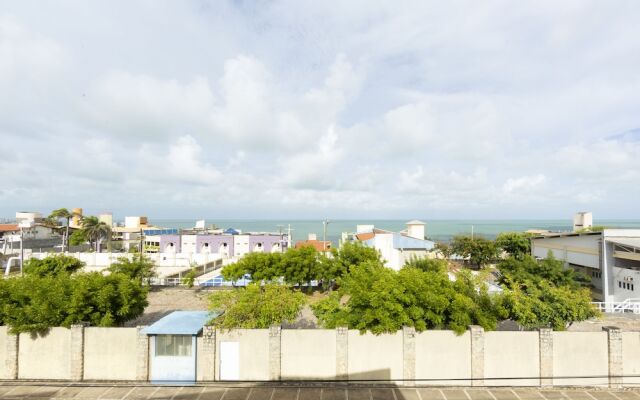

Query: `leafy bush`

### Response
(0, 255, 149, 334)
(208, 283, 306, 329)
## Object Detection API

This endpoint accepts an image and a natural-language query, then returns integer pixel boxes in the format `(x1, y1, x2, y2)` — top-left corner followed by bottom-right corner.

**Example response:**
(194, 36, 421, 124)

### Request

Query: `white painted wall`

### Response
(233, 235, 250, 257)
(181, 235, 197, 255)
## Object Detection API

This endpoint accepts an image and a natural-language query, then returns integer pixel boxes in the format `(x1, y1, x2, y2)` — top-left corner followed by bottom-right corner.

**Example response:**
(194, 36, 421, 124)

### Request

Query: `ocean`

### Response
(149, 219, 640, 245)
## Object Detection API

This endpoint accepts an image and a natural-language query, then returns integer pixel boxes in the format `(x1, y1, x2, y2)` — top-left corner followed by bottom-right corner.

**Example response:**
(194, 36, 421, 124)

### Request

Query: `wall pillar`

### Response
(336, 327, 348, 380)
(539, 328, 553, 387)
(603, 326, 623, 388)
(5, 331, 18, 379)
(469, 325, 484, 386)
(269, 325, 281, 381)
(201, 326, 216, 381)
(136, 326, 149, 381)
(70, 325, 85, 381)
(403, 326, 416, 386)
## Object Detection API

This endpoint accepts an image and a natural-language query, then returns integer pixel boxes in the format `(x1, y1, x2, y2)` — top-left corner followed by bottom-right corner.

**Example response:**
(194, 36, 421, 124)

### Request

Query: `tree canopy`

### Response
(312, 260, 503, 334)
(450, 235, 499, 268)
(0, 254, 148, 334)
(496, 253, 597, 330)
(107, 255, 156, 283)
(495, 232, 532, 260)
(208, 283, 306, 329)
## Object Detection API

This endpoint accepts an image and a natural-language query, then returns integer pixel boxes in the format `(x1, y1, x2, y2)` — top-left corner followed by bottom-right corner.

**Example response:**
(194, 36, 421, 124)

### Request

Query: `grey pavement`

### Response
(0, 384, 639, 400)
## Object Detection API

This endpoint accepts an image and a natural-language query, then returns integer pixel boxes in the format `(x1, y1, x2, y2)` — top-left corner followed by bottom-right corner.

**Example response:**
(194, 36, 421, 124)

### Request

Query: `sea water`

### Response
(150, 219, 640, 245)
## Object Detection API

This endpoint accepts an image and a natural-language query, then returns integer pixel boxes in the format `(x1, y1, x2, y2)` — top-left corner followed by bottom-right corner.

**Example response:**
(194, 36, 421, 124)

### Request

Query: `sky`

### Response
(1, 0, 639, 220)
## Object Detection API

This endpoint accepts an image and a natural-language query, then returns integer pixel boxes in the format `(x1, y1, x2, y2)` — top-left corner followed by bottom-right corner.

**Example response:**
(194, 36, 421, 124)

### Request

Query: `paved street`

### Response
(0, 385, 639, 400)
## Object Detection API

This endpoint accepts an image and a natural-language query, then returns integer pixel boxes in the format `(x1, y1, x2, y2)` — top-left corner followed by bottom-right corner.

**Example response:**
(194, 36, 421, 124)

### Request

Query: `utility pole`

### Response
(323, 219, 330, 253)
(19, 226, 24, 276)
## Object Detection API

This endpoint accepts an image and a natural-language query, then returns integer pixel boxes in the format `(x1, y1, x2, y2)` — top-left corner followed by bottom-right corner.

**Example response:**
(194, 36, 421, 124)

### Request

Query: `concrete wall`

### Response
(0, 327, 8, 379)
(347, 330, 403, 381)
(553, 332, 608, 386)
(18, 328, 72, 380)
(622, 332, 640, 386)
(84, 328, 137, 381)
(216, 329, 270, 381)
(484, 331, 540, 386)
(281, 329, 336, 380)
(0, 326, 636, 387)
(415, 331, 471, 385)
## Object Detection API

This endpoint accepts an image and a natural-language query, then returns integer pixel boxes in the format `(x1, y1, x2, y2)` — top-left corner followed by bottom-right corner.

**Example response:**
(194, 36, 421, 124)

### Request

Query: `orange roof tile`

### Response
(0, 224, 19, 232)
(295, 240, 331, 251)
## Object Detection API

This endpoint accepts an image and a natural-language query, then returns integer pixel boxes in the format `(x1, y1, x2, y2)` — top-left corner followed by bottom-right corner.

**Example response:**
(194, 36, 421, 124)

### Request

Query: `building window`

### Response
(155, 335, 192, 357)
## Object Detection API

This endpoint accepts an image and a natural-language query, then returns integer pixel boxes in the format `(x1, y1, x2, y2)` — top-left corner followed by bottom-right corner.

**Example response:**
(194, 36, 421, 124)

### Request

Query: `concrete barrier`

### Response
(84, 328, 138, 380)
(0, 325, 637, 386)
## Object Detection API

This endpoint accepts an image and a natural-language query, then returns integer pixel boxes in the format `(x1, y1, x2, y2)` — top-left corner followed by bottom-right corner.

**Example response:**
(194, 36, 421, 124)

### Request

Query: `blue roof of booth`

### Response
(144, 311, 218, 335)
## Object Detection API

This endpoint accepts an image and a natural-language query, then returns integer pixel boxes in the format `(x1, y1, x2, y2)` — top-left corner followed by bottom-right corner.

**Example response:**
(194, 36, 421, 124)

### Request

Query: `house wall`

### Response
(0, 327, 8, 379)
(233, 235, 250, 257)
(532, 235, 600, 269)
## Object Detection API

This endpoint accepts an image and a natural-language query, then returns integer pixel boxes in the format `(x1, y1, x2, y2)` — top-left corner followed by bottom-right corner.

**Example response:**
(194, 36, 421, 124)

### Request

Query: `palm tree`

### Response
(49, 208, 73, 252)
(81, 216, 112, 252)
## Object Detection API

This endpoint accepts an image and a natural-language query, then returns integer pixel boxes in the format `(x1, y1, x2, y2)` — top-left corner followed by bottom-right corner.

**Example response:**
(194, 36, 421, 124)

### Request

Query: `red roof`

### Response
(0, 224, 19, 232)
(355, 232, 375, 241)
(295, 240, 331, 251)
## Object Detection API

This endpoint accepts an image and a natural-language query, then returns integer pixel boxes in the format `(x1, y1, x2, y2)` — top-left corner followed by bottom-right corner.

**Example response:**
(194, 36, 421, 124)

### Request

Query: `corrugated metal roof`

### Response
(144, 311, 218, 335)
(392, 233, 435, 250)
(609, 238, 640, 250)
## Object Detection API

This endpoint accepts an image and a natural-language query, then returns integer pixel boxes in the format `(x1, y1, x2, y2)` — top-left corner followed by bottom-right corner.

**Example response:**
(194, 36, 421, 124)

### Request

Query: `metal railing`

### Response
(592, 298, 640, 314)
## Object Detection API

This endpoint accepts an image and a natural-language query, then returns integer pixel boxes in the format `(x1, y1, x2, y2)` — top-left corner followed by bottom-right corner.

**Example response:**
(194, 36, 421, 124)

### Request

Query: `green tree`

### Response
(404, 257, 448, 273)
(49, 208, 73, 252)
(208, 283, 306, 329)
(496, 232, 532, 260)
(220, 252, 283, 282)
(280, 246, 322, 287)
(313, 260, 502, 334)
(23, 255, 85, 277)
(0, 268, 148, 334)
(330, 241, 381, 276)
(434, 242, 453, 260)
(181, 268, 198, 288)
(68, 229, 88, 246)
(81, 216, 112, 252)
(450, 235, 498, 268)
(107, 255, 156, 284)
(498, 253, 590, 290)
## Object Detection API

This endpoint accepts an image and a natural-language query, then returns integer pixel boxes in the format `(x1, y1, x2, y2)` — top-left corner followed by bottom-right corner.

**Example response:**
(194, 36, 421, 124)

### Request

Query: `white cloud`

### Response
(1, 2, 640, 219)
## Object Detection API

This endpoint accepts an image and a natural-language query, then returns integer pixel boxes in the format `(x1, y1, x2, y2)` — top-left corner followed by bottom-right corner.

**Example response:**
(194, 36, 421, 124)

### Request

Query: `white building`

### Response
(353, 220, 435, 270)
(531, 229, 640, 304)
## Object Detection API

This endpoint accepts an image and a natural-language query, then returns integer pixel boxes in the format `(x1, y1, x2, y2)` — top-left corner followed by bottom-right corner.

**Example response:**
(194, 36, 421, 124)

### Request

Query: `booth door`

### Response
(150, 335, 197, 384)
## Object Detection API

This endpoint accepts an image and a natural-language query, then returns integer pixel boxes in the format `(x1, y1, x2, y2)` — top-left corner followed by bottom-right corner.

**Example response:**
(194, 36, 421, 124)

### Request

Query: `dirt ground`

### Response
(128, 287, 640, 331)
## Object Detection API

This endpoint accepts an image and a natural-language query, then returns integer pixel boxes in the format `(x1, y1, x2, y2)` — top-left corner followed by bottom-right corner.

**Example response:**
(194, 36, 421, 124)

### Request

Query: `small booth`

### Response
(144, 311, 216, 384)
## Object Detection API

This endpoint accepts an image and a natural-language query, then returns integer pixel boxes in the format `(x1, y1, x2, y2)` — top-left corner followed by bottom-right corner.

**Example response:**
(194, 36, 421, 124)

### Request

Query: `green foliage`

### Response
(182, 268, 198, 288)
(280, 246, 322, 287)
(23, 255, 84, 277)
(313, 260, 502, 335)
(329, 241, 382, 276)
(208, 283, 306, 329)
(0, 254, 148, 334)
(434, 242, 453, 259)
(81, 216, 112, 251)
(495, 232, 532, 260)
(107, 255, 156, 283)
(404, 257, 448, 273)
(450, 235, 499, 268)
(576, 225, 606, 233)
(69, 229, 88, 246)
(497, 253, 597, 330)
(221, 252, 283, 282)
(498, 253, 590, 290)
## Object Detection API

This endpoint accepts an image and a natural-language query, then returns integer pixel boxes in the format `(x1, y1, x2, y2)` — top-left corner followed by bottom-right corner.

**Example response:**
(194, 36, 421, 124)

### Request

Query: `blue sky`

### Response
(1, 1, 639, 219)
